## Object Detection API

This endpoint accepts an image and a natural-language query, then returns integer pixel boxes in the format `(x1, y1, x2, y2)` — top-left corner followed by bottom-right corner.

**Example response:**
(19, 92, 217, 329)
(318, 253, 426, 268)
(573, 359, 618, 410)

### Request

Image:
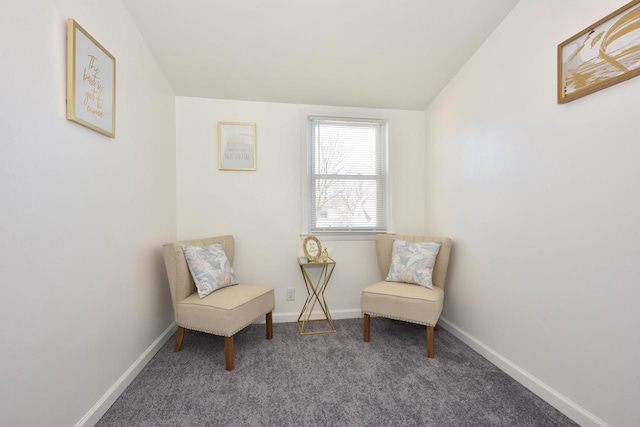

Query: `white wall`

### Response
(0, 1, 176, 426)
(425, 0, 640, 426)
(176, 97, 425, 317)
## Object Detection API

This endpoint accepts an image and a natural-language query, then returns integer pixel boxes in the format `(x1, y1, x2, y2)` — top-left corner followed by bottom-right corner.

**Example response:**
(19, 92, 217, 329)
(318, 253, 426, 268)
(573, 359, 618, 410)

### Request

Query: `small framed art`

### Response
(66, 18, 116, 137)
(218, 122, 256, 170)
(303, 235, 322, 262)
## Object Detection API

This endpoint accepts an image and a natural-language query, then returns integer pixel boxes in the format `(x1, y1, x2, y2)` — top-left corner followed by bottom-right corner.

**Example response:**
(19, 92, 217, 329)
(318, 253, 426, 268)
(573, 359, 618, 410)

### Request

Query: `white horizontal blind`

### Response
(308, 116, 387, 232)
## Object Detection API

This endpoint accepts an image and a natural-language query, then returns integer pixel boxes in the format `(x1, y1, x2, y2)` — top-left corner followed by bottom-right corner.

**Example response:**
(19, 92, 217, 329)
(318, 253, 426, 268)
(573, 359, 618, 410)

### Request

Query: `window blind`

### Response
(307, 116, 387, 232)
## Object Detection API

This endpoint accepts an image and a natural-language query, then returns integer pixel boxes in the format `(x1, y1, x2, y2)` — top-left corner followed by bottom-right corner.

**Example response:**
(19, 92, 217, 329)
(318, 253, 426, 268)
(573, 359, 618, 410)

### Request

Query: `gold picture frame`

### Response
(303, 236, 322, 262)
(218, 122, 256, 170)
(558, 0, 640, 104)
(66, 18, 116, 137)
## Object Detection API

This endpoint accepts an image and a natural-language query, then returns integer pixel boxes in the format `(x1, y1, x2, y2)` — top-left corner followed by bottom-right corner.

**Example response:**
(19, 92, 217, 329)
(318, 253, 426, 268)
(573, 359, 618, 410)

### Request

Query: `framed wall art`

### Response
(66, 19, 116, 137)
(558, 0, 640, 104)
(218, 122, 256, 170)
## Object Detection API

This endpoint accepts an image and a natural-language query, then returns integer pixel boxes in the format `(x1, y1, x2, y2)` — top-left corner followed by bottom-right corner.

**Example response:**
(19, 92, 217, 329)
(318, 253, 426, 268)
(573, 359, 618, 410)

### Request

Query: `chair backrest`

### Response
(375, 234, 452, 290)
(162, 235, 235, 315)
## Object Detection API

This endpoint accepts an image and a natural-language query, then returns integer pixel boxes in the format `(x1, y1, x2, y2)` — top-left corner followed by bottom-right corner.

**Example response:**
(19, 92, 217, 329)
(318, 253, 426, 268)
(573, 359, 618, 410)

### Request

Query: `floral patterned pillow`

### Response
(182, 243, 238, 298)
(385, 240, 442, 289)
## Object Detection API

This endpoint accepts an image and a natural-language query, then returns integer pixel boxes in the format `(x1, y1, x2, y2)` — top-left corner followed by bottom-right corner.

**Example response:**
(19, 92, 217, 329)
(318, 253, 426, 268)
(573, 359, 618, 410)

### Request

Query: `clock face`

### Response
(303, 236, 322, 261)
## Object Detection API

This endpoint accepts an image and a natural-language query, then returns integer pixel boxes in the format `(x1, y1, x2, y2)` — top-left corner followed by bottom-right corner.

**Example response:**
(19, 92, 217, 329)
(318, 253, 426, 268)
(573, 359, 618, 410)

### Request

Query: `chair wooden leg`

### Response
(434, 323, 440, 331)
(174, 327, 184, 352)
(266, 311, 273, 340)
(364, 314, 371, 342)
(225, 336, 234, 371)
(426, 326, 435, 358)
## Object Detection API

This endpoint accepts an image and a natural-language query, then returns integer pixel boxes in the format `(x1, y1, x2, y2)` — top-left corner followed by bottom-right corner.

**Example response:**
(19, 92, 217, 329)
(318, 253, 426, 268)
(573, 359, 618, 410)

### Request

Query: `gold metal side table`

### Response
(297, 256, 336, 335)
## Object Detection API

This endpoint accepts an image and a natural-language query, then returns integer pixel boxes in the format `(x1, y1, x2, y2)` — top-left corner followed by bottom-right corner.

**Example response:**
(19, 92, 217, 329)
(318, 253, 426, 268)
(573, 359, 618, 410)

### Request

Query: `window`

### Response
(306, 116, 388, 233)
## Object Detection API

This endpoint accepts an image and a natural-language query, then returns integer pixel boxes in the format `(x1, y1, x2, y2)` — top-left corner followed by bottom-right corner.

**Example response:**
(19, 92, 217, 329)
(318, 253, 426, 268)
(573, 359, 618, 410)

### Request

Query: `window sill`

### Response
(299, 231, 395, 241)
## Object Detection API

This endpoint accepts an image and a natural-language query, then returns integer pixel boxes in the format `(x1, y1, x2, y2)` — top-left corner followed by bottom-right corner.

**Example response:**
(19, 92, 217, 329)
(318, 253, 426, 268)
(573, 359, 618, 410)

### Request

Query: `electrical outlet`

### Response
(286, 287, 295, 301)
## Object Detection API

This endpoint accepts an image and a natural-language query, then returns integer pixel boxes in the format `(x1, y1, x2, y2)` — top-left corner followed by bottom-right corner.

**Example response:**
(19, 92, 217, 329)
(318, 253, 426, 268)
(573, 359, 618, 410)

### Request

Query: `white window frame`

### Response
(301, 110, 391, 240)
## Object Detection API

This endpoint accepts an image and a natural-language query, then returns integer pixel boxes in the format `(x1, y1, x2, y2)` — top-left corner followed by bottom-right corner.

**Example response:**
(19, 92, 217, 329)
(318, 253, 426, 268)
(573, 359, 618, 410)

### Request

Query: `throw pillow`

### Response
(385, 239, 442, 289)
(182, 243, 239, 298)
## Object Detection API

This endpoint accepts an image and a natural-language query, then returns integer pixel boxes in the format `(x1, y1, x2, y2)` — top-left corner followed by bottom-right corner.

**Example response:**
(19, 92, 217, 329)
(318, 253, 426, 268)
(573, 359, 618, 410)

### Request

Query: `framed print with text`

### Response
(66, 18, 116, 137)
(303, 235, 322, 262)
(218, 121, 256, 170)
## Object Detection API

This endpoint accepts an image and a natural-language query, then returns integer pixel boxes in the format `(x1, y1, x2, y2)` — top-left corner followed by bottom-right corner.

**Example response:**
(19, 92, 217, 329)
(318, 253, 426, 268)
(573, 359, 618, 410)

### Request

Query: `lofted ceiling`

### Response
(122, 0, 520, 110)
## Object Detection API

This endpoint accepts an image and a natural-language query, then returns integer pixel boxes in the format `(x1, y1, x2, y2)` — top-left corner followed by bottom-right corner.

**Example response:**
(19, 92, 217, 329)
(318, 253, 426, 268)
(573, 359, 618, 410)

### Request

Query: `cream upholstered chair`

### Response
(163, 235, 275, 371)
(361, 234, 452, 358)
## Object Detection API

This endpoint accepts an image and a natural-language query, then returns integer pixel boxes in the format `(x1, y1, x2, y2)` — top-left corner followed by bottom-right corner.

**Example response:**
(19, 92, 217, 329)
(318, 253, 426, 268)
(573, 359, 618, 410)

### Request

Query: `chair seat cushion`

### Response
(177, 284, 275, 336)
(361, 281, 444, 326)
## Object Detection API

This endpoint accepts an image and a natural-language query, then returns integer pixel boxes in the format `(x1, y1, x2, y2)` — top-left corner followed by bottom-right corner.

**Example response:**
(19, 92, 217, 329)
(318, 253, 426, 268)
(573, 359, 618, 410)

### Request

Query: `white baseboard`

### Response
(438, 317, 610, 427)
(272, 309, 362, 323)
(75, 322, 178, 427)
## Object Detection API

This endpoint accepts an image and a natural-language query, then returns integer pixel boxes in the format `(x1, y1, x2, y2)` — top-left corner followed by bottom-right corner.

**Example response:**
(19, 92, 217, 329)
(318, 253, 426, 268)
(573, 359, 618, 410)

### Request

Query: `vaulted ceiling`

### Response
(122, 0, 520, 110)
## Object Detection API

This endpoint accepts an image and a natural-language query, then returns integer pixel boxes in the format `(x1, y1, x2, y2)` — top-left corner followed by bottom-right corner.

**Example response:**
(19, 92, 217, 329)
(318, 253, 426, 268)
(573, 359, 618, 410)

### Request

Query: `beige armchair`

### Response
(361, 234, 452, 358)
(163, 235, 275, 371)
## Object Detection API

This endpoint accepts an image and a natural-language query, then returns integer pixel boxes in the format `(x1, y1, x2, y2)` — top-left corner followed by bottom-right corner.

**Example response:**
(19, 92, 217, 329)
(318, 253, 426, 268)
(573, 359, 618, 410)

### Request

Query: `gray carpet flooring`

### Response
(97, 318, 577, 426)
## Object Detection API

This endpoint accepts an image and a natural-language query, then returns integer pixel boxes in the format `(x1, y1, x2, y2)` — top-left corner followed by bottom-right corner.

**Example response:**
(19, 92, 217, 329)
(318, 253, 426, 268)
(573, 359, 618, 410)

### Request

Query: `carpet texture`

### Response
(97, 318, 576, 426)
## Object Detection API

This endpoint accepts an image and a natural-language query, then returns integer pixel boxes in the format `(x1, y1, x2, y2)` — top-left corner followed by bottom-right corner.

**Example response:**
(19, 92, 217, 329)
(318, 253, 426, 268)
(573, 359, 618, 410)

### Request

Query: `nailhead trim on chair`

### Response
(363, 311, 435, 328)
(180, 308, 273, 337)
